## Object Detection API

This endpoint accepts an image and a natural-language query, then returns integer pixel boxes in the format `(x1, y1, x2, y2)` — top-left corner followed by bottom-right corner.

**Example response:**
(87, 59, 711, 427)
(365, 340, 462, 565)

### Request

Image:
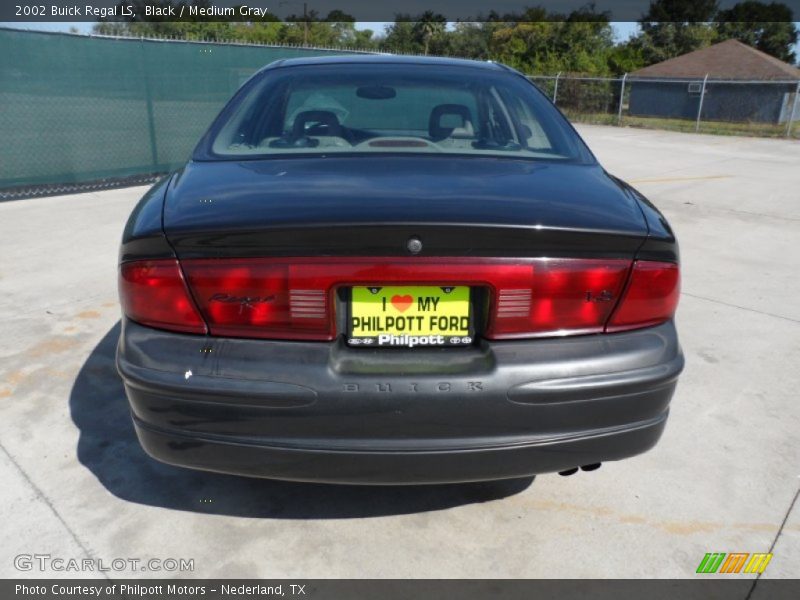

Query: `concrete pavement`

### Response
(0, 125, 798, 583)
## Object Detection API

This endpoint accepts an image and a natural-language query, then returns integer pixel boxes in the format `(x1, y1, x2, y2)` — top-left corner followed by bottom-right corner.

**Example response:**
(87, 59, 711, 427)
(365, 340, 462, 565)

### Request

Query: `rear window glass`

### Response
(202, 63, 593, 163)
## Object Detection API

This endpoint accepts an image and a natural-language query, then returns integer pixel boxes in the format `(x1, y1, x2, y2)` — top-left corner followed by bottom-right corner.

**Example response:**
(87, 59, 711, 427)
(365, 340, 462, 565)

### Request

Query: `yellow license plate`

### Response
(349, 285, 472, 347)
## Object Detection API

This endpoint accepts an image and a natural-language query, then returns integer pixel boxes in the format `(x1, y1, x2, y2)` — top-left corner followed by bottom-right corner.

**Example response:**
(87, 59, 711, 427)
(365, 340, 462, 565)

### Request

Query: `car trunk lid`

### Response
(163, 156, 648, 259)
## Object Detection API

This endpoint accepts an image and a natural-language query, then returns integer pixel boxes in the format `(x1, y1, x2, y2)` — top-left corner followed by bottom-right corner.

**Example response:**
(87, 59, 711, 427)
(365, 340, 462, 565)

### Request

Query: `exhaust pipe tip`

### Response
(558, 467, 579, 476)
(580, 463, 602, 472)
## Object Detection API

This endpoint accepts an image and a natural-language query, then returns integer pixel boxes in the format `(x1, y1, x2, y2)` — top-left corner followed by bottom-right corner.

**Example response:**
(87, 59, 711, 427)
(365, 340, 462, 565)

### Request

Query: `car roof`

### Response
(266, 54, 508, 72)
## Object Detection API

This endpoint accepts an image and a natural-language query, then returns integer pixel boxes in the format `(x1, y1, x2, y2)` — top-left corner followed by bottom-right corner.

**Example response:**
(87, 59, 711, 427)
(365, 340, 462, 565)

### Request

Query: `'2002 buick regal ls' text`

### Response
(117, 55, 683, 484)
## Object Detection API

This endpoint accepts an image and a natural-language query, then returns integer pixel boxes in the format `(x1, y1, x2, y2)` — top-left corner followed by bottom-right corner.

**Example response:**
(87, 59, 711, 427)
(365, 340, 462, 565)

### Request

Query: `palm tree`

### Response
(414, 12, 446, 55)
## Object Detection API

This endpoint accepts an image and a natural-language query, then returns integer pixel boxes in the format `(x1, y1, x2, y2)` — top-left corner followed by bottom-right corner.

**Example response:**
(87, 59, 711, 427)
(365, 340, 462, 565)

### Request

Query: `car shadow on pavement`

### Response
(69, 323, 533, 518)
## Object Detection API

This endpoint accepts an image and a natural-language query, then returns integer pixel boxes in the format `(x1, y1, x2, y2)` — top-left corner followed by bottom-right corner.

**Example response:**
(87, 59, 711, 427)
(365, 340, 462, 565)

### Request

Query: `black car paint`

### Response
(117, 56, 682, 484)
(163, 158, 655, 257)
(121, 158, 676, 264)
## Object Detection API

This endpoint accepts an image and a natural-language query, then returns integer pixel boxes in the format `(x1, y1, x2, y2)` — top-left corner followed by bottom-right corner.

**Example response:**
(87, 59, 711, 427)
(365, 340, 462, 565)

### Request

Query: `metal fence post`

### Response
(139, 38, 159, 170)
(617, 73, 627, 126)
(695, 73, 708, 133)
(552, 72, 561, 105)
(786, 80, 800, 138)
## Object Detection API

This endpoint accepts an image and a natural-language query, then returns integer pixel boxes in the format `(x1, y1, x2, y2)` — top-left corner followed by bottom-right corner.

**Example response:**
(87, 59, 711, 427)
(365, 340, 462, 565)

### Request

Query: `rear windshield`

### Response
(199, 63, 594, 163)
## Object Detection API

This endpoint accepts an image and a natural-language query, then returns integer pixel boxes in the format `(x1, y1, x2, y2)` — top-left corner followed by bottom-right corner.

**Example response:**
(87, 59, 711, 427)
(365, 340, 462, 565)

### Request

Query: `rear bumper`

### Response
(117, 319, 683, 484)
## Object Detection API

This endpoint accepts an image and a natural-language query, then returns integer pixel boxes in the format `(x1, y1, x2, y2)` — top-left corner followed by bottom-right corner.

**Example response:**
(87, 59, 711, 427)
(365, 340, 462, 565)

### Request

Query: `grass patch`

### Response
(562, 110, 799, 139)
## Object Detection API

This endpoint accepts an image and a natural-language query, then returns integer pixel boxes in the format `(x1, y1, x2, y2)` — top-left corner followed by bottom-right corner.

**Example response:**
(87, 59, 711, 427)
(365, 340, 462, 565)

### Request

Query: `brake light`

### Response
(182, 260, 332, 341)
(488, 259, 631, 338)
(119, 259, 206, 334)
(121, 257, 679, 340)
(180, 258, 521, 341)
(606, 261, 680, 332)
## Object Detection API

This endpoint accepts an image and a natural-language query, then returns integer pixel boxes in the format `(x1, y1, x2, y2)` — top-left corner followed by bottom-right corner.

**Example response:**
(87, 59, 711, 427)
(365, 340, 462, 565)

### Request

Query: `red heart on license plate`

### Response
(391, 294, 413, 312)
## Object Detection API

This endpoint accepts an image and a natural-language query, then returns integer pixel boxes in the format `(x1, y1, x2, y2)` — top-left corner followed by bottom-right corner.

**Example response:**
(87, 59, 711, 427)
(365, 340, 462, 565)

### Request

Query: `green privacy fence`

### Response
(0, 28, 365, 192)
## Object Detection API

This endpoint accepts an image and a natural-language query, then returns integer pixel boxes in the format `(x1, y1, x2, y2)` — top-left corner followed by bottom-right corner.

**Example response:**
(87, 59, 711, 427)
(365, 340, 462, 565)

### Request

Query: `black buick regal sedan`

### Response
(117, 55, 683, 484)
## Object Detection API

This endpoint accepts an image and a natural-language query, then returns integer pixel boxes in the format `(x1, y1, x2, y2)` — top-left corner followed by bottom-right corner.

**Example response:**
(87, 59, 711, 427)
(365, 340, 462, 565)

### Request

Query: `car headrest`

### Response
(429, 104, 475, 141)
(291, 110, 342, 138)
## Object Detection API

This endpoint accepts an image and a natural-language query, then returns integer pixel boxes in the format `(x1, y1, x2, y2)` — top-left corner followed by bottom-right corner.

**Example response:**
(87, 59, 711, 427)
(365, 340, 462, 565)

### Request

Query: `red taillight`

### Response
(181, 258, 542, 341)
(119, 259, 206, 334)
(488, 259, 631, 338)
(121, 257, 678, 340)
(182, 260, 332, 341)
(606, 261, 680, 332)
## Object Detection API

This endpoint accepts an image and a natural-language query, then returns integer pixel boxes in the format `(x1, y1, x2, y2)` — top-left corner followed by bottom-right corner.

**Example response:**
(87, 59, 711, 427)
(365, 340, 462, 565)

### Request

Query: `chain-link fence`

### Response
(0, 28, 370, 199)
(3, 28, 799, 199)
(529, 74, 800, 140)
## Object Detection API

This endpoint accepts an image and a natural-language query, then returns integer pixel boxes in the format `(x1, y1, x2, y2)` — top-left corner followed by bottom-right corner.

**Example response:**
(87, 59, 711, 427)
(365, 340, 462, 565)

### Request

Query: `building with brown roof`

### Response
(628, 39, 800, 124)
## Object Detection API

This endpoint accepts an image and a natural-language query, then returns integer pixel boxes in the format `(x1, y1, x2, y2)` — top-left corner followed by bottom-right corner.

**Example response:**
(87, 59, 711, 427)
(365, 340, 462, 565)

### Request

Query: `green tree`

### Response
(606, 43, 647, 75)
(381, 18, 421, 53)
(488, 7, 615, 75)
(443, 22, 497, 60)
(353, 28, 377, 49)
(94, 0, 282, 41)
(283, 9, 367, 47)
(641, 0, 720, 21)
(633, 0, 719, 63)
(382, 13, 447, 55)
(413, 12, 447, 55)
(231, 22, 285, 45)
(96, 1, 374, 48)
(715, 1, 798, 63)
